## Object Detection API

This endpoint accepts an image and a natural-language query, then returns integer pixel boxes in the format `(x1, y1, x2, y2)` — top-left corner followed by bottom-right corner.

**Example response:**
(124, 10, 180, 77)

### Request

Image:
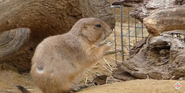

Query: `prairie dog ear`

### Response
(82, 24, 102, 42)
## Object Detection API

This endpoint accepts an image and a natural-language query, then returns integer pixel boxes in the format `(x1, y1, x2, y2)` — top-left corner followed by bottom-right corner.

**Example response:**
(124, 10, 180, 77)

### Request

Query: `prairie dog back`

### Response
(29, 18, 113, 93)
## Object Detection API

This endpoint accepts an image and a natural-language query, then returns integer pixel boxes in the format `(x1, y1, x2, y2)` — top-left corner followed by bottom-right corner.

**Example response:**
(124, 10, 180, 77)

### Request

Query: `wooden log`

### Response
(117, 31, 185, 80)
(0, 28, 30, 57)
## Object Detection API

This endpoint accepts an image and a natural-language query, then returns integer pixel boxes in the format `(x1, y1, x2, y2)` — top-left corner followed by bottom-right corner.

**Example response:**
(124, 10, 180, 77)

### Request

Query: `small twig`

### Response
(110, 57, 123, 66)
(105, 49, 122, 55)
(0, 89, 18, 93)
(27, 89, 34, 91)
(147, 75, 150, 79)
(102, 64, 112, 74)
(170, 76, 175, 80)
(85, 77, 88, 84)
(110, 57, 122, 62)
(103, 58, 113, 71)
(87, 69, 99, 76)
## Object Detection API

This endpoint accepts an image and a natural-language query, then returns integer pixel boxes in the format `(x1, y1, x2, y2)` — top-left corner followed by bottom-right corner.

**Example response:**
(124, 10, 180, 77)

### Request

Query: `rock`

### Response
(143, 5, 185, 35)
(112, 0, 185, 36)
(113, 0, 183, 21)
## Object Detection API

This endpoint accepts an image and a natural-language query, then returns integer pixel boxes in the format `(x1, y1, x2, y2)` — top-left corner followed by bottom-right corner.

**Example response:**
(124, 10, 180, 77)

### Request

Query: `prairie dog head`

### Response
(70, 18, 113, 44)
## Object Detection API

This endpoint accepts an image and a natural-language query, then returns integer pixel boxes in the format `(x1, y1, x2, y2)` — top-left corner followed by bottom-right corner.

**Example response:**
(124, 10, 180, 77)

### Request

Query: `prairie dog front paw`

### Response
(106, 40, 113, 46)
(99, 37, 114, 46)
(106, 37, 114, 46)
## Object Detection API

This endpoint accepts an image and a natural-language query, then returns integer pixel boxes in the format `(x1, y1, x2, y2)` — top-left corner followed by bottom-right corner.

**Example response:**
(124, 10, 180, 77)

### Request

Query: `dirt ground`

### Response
(0, 69, 185, 93)
(78, 80, 185, 93)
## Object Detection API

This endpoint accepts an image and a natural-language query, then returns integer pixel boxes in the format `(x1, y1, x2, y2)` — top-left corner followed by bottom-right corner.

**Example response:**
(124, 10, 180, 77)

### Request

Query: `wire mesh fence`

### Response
(111, 5, 149, 63)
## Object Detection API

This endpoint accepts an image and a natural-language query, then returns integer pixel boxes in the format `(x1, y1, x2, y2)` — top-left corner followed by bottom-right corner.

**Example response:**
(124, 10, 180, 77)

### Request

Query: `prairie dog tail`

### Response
(16, 85, 31, 93)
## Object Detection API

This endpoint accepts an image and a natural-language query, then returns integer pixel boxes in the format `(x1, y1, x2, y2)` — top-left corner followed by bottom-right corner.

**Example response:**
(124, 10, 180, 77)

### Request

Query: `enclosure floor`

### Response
(78, 79, 185, 93)
(1, 70, 184, 93)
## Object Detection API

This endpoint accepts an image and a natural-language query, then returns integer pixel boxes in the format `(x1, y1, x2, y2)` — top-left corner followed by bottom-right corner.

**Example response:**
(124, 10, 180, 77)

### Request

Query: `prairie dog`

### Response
(19, 18, 113, 93)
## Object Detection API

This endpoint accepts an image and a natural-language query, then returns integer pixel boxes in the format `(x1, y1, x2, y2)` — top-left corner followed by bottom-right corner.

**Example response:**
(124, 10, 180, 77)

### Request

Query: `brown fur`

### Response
(21, 18, 113, 93)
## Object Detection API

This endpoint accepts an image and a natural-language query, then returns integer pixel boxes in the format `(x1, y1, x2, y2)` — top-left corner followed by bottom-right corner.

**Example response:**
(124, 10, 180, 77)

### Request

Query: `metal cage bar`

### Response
(111, 4, 185, 64)
(112, 5, 148, 63)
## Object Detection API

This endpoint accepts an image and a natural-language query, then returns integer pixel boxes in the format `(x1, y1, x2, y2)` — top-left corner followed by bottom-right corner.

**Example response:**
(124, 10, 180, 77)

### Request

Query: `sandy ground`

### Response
(0, 69, 185, 93)
(78, 79, 185, 93)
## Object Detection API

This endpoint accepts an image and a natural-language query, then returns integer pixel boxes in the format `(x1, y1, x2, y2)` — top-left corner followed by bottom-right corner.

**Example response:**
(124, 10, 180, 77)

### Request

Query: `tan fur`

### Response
(30, 18, 113, 93)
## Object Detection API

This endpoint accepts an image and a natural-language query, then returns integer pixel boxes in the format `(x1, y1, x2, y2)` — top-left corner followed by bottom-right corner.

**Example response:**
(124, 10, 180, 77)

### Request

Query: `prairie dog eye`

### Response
(95, 24, 102, 28)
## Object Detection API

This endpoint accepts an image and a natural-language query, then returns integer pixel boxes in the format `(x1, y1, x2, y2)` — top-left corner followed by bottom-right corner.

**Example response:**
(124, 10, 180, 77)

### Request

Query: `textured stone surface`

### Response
(143, 5, 185, 35)
(112, 0, 185, 35)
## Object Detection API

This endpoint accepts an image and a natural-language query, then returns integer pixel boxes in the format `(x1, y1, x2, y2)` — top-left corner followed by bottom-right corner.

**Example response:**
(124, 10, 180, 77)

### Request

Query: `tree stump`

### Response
(114, 31, 185, 80)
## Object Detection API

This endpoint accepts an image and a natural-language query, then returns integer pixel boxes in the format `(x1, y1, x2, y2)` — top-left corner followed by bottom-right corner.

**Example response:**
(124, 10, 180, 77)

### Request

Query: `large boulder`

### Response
(143, 5, 185, 35)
